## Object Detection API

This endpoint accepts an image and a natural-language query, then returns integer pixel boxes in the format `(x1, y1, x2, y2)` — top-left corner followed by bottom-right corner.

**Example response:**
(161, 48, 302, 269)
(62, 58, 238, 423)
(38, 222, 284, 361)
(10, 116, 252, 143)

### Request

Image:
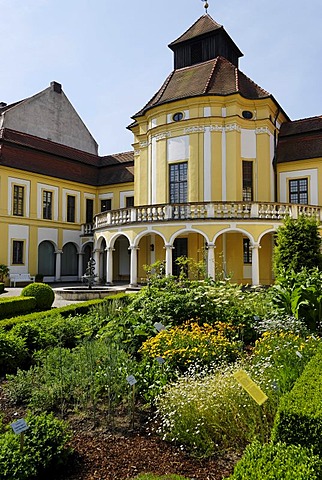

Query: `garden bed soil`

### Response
(0, 382, 240, 480)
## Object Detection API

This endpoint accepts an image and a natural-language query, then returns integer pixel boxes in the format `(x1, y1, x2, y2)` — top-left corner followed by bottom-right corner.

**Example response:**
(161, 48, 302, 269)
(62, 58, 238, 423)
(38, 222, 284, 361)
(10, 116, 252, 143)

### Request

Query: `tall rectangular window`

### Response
(242, 161, 253, 202)
(169, 162, 188, 204)
(101, 199, 111, 212)
(67, 195, 76, 222)
(13, 185, 24, 216)
(12, 240, 24, 264)
(243, 238, 252, 264)
(43, 190, 52, 220)
(85, 198, 94, 223)
(125, 196, 134, 208)
(289, 178, 308, 204)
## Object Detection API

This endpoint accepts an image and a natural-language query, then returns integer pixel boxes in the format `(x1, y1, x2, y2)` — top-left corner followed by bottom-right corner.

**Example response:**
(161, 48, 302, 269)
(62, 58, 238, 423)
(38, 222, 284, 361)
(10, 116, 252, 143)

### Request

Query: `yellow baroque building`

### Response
(1, 14, 322, 286)
(94, 14, 322, 286)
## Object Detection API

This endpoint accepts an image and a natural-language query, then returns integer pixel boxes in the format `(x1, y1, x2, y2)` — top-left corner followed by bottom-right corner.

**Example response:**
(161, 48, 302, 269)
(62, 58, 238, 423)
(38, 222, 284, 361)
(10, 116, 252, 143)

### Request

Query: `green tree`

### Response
(274, 215, 322, 276)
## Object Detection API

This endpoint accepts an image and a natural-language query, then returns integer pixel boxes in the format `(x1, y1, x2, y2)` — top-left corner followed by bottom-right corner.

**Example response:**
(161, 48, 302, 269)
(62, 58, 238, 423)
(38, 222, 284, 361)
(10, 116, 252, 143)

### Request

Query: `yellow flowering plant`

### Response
(139, 321, 242, 370)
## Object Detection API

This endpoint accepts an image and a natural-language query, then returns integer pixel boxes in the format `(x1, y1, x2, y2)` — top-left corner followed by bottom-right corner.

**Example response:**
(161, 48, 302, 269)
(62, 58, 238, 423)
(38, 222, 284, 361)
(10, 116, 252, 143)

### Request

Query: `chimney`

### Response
(0, 102, 7, 108)
(50, 81, 62, 94)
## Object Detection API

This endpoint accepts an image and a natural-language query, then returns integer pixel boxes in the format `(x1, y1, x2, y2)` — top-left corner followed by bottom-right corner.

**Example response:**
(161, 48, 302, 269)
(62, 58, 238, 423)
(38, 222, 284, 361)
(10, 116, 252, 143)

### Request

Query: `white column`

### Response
(106, 247, 114, 285)
(164, 244, 174, 276)
(251, 243, 261, 286)
(207, 242, 216, 280)
(129, 246, 139, 286)
(55, 250, 62, 282)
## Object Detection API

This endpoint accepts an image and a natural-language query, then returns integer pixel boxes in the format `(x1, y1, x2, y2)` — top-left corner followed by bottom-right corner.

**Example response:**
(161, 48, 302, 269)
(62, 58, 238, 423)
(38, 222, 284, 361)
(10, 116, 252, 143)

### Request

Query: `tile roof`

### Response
(279, 116, 322, 136)
(169, 14, 222, 46)
(277, 116, 322, 163)
(133, 56, 270, 118)
(0, 128, 134, 185)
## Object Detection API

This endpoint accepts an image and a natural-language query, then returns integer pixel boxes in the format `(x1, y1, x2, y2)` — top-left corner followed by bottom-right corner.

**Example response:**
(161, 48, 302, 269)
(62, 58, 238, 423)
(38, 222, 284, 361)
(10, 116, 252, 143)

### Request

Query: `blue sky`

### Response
(1, 0, 321, 155)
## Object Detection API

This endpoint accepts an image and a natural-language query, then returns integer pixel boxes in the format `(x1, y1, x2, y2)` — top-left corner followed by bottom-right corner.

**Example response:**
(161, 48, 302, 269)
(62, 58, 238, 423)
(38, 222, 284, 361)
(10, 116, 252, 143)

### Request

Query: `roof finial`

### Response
(201, 0, 209, 13)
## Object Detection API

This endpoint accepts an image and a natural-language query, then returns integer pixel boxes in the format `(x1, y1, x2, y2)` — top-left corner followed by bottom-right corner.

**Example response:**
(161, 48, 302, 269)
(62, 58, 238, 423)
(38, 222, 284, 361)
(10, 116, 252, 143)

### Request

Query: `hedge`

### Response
(0, 292, 133, 330)
(271, 346, 322, 455)
(0, 283, 4, 294)
(0, 296, 37, 320)
(226, 440, 322, 480)
(0, 298, 105, 330)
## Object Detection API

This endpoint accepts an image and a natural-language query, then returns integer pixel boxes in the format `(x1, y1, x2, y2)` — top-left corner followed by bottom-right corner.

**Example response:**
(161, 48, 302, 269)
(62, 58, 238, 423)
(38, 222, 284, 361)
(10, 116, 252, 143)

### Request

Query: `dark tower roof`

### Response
(168, 14, 243, 69)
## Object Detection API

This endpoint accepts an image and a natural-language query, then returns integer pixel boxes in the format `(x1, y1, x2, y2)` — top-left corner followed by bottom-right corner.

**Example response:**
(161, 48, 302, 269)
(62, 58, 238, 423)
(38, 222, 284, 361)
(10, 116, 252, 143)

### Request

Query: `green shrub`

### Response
(0, 412, 71, 480)
(0, 332, 28, 373)
(0, 283, 4, 294)
(0, 296, 37, 319)
(226, 440, 322, 480)
(271, 346, 322, 455)
(21, 282, 55, 310)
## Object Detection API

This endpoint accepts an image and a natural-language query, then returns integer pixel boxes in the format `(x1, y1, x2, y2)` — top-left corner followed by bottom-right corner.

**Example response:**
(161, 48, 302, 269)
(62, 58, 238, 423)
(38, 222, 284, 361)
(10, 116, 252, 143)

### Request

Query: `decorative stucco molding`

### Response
(225, 123, 241, 132)
(209, 125, 224, 132)
(255, 127, 271, 135)
(183, 126, 206, 134)
(152, 132, 172, 141)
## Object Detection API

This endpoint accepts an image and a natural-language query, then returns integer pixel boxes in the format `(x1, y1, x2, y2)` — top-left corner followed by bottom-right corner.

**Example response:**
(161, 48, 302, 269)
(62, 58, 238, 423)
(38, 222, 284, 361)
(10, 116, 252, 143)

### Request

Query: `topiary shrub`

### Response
(21, 283, 55, 310)
(226, 440, 322, 480)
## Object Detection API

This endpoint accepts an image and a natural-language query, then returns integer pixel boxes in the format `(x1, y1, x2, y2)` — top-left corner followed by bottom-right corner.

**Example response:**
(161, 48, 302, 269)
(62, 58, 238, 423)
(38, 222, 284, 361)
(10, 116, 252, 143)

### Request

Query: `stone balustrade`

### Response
(94, 202, 322, 229)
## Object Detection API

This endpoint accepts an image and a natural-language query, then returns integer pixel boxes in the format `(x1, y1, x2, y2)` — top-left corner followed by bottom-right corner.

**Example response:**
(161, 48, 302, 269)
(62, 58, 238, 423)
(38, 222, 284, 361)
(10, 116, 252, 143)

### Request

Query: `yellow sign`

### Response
(233, 370, 268, 405)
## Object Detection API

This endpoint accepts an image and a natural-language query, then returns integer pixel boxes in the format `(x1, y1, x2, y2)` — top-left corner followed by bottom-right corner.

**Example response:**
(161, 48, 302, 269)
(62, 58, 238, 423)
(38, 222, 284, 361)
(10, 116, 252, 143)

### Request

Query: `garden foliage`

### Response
(21, 282, 55, 310)
(226, 440, 322, 480)
(0, 296, 37, 319)
(0, 412, 71, 480)
(273, 215, 322, 276)
(271, 345, 322, 454)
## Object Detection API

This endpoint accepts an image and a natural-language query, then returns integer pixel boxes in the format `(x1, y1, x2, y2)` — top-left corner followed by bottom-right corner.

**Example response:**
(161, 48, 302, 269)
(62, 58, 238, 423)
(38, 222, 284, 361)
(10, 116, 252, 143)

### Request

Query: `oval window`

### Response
(242, 110, 253, 120)
(173, 112, 184, 122)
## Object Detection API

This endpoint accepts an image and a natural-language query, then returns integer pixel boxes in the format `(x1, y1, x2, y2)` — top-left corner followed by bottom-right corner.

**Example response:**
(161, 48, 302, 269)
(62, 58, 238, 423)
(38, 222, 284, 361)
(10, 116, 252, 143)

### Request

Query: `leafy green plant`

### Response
(226, 440, 322, 480)
(273, 215, 322, 276)
(21, 282, 55, 310)
(270, 268, 322, 331)
(6, 338, 134, 424)
(0, 412, 71, 480)
(251, 330, 320, 395)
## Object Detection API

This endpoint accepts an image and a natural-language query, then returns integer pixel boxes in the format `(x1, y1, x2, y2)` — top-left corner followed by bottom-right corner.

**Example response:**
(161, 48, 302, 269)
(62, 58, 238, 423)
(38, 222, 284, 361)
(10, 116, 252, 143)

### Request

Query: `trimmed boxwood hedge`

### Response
(0, 293, 131, 330)
(0, 296, 37, 320)
(271, 346, 322, 455)
(226, 440, 322, 480)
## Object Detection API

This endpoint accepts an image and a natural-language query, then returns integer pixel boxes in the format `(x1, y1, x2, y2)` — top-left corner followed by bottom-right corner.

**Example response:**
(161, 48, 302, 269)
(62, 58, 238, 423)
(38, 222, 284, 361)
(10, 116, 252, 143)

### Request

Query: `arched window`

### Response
(38, 241, 55, 276)
(61, 243, 78, 276)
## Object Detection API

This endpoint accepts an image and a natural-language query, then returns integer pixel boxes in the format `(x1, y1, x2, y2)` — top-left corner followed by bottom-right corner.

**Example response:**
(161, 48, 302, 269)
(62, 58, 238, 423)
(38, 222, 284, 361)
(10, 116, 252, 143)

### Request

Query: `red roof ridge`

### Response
(287, 115, 322, 124)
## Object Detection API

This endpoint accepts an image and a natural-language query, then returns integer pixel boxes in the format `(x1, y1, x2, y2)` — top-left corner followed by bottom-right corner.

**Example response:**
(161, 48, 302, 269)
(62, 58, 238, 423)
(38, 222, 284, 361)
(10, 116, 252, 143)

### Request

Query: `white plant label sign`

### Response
(11, 419, 29, 435)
